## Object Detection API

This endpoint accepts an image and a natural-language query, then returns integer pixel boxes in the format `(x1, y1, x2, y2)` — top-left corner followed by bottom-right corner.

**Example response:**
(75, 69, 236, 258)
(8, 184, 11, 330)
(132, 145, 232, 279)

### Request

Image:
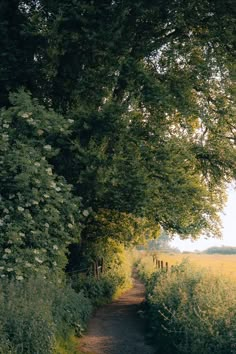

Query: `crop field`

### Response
(137, 251, 236, 280)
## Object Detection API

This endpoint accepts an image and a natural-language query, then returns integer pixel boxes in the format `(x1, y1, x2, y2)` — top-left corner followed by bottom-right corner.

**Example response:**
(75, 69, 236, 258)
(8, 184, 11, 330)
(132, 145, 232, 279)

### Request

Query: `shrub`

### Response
(71, 269, 131, 307)
(139, 260, 236, 354)
(0, 90, 84, 279)
(0, 276, 92, 354)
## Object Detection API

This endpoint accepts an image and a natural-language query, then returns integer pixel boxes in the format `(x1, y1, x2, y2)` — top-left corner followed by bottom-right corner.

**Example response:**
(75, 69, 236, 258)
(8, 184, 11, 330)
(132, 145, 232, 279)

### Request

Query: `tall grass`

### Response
(0, 276, 92, 354)
(137, 258, 236, 354)
(0, 254, 133, 354)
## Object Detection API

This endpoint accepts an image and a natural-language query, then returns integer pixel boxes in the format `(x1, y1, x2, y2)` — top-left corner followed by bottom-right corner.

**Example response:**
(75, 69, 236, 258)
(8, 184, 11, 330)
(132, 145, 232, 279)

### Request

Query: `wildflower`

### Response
(53, 245, 58, 250)
(68, 119, 74, 124)
(2, 133, 9, 140)
(45, 223, 49, 228)
(46, 167, 53, 175)
(19, 232, 25, 237)
(34, 162, 40, 167)
(43, 194, 50, 199)
(83, 210, 89, 217)
(37, 129, 44, 136)
(4, 248, 11, 254)
(35, 257, 43, 264)
(3, 123, 9, 128)
(55, 187, 61, 192)
(50, 181, 57, 189)
(68, 223, 74, 229)
(2, 254, 8, 259)
(32, 200, 39, 205)
(21, 112, 32, 118)
(0, 219, 3, 226)
(0, 266, 4, 270)
(28, 118, 35, 125)
(17, 206, 24, 212)
(16, 275, 24, 281)
(43, 144, 52, 151)
(7, 268, 13, 272)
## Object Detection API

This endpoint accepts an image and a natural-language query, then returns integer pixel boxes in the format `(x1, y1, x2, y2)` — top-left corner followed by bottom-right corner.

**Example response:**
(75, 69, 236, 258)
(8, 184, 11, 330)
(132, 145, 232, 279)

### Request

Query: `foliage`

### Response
(203, 246, 236, 254)
(137, 260, 236, 354)
(86, 209, 161, 248)
(137, 230, 180, 252)
(71, 246, 132, 306)
(0, 90, 85, 279)
(0, 276, 92, 354)
(1, 0, 235, 244)
(0, 3, 235, 351)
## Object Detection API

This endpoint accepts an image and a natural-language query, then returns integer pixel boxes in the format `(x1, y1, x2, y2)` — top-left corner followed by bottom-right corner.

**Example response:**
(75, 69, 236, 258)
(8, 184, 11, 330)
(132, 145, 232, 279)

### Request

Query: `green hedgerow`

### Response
(0, 90, 86, 279)
(0, 276, 93, 354)
(140, 260, 236, 354)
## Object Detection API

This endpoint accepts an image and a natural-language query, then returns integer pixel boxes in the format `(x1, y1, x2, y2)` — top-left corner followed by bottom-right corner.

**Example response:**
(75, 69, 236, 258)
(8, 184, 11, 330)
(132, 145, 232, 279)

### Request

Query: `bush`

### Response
(71, 270, 131, 307)
(139, 260, 236, 354)
(0, 276, 92, 354)
(0, 90, 85, 279)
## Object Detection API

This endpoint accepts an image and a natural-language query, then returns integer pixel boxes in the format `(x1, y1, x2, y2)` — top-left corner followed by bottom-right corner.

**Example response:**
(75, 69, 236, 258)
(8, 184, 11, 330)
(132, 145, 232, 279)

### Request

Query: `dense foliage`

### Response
(0, 277, 93, 354)
(0, 2, 235, 351)
(0, 91, 85, 279)
(0, 1, 235, 261)
(0, 252, 132, 354)
(137, 259, 236, 354)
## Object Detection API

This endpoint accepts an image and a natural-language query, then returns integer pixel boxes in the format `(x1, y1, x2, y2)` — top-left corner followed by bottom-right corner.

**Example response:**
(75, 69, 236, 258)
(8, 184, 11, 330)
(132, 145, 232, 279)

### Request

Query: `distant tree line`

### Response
(203, 246, 236, 254)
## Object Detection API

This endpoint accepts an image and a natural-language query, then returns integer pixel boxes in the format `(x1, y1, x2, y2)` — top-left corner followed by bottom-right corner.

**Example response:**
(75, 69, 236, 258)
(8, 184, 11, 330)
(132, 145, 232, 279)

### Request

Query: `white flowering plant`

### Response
(0, 90, 84, 279)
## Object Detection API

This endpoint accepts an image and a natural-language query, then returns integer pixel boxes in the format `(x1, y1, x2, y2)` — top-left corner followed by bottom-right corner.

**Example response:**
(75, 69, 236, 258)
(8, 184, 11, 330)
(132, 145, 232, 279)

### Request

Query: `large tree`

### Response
(0, 0, 235, 269)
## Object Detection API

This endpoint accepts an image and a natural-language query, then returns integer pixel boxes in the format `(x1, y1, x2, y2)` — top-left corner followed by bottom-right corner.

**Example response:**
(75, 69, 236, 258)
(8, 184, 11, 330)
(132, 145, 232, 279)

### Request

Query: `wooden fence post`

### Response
(161, 260, 164, 270)
(166, 262, 169, 272)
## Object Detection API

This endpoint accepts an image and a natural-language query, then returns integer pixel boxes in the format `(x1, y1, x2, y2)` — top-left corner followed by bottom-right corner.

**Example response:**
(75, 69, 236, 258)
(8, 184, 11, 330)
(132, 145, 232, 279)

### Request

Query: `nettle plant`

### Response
(0, 90, 85, 280)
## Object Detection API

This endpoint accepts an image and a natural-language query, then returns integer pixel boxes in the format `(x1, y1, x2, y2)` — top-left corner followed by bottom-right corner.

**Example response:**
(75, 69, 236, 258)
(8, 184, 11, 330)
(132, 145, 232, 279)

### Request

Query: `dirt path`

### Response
(78, 276, 155, 354)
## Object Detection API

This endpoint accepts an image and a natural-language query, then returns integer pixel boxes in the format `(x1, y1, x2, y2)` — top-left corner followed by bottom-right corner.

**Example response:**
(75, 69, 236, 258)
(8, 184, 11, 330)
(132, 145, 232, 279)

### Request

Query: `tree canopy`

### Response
(0, 0, 235, 277)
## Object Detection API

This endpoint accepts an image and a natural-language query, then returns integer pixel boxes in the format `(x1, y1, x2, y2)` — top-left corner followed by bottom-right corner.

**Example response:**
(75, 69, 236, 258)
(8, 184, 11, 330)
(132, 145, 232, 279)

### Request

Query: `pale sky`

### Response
(171, 186, 236, 252)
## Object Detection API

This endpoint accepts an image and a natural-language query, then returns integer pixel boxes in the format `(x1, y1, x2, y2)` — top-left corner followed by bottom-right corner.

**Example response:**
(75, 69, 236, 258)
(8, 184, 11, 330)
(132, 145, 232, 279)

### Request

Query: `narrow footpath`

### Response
(78, 276, 155, 354)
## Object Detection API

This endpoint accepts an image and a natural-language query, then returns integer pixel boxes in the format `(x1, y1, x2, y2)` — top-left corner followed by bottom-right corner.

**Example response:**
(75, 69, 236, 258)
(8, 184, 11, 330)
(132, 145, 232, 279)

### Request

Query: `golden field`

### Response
(136, 251, 236, 280)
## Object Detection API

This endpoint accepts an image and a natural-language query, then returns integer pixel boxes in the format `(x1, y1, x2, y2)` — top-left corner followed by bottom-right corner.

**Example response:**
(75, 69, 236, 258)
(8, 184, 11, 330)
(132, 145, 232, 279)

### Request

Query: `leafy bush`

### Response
(71, 269, 131, 307)
(0, 90, 85, 279)
(138, 260, 236, 354)
(0, 276, 92, 354)
(70, 239, 133, 306)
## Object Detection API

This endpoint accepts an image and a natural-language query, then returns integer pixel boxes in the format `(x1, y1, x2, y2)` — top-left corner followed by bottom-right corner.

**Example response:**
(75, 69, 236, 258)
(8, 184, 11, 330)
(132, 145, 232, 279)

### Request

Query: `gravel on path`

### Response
(78, 276, 155, 354)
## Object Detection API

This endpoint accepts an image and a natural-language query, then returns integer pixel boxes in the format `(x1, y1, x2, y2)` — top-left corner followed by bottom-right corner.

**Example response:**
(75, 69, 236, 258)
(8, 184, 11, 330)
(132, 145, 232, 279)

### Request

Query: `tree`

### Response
(0, 1, 235, 277)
